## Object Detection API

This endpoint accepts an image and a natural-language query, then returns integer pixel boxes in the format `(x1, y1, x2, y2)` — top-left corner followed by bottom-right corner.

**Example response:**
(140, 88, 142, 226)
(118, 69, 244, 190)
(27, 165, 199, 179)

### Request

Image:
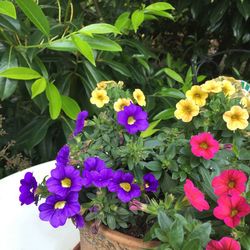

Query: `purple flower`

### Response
(108, 170, 141, 203)
(117, 103, 149, 134)
(56, 145, 70, 167)
(143, 173, 158, 192)
(91, 168, 113, 188)
(19, 172, 37, 205)
(46, 166, 84, 197)
(74, 111, 88, 136)
(82, 157, 107, 187)
(72, 214, 85, 228)
(39, 192, 80, 228)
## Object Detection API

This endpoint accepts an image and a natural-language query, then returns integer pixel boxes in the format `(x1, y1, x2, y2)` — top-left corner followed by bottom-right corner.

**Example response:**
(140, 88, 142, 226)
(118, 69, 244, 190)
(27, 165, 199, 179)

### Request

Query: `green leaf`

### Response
(47, 40, 77, 52)
(168, 220, 184, 249)
(240, 235, 250, 249)
(146, 2, 174, 11)
(164, 68, 184, 83)
(107, 215, 116, 230)
(188, 222, 211, 247)
(16, 0, 50, 36)
(46, 82, 62, 120)
(61, 95, 81, 120)
(115, 11, 131, 32)
(144, 161, 162, 171)
(131, 9, 144, 32)
(102, 59, 131, 77)
(79, 23, 120, 35)
(153, 108, 175, 120)
(0, 67, 41, 80)
(158, 210, 172, 231)
(182, 239, 201, 250)
(158, 88, 185, 99)
(239, 148, 250, 160)
(71, 35, 95, 66)
(140, 119, 161, 138)
(144, 9, 174, 20)
(31, 77, 47, 99)
(0, 1, 16, 19)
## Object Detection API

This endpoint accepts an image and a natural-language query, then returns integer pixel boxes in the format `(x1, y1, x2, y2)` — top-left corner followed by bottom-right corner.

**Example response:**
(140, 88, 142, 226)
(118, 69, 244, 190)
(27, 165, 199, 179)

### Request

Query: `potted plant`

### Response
(19, 78, 250, 250)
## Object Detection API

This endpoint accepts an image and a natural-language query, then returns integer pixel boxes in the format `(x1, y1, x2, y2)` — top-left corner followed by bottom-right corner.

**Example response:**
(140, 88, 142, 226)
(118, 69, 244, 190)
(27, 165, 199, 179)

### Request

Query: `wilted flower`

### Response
(174, 99, 199, 122)
(90, 89, 110, 108)
(212, 169, 247, 196)
(213, 194, 250, 228)
(223, 105, 249, 130)
(56, 145, 70, 167)
(223, 143, 233, 151)
(117, 103, 149, 134)
(143, 173, 158, 192)
(96, 81, 107, 89)
(133, 89, 146, 106)
(72, 214, 85, 229)
(201, 80, 222, 93)
(190, 132, 220, 160)
(186, 85, 208, 107)
(19, 172, 37, 205)
(73, 111, 88, 136)
(114, 98, 131, 112)
(206, 237, 241, 250)
(129, 199, 148, 212)
(184, 179, 210, 212)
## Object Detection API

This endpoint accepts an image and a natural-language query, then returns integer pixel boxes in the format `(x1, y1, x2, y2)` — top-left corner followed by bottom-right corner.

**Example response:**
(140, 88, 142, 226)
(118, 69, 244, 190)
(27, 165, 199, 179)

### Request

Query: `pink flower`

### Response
(184, 179, 210, 212)
(190, 132, 220, 160)
(206, 237, 241, 250)
(213, 195, 250, 228)
(212, 169, 247, 196)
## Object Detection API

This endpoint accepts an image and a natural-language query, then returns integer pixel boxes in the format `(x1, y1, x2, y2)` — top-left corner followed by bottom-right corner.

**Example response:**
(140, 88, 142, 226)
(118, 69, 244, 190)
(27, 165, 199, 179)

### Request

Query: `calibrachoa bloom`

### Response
(223, 105, 249, 131)
(213, 195, 250, 228)
(206, 237, 241, 250)
(143, 173, 158, 192)
(39, 192, 81, 228)
(184, 179, 210, 212)
(46, 165, 84, 197)
(91, 168, 113, 188)
(201, 80, 222, 93)
(221, 80, 236, 97)
(72, 214, 85, 229)
(82, 157, 107, 187)
(108, 170, 141, 203)
(73, 111, 88, 136)
(174, 99, 199, 122)
(19, 172, 37, 205)
(190, 132, 220, 160)
(212, 169, 247, 196)
(133, 89, 146, 106)
(186, 85, 208, 107)
(117, 103, 149, 134)
(240, 95, 250, 111)
(96, 81, 107, 89)
(114, 98, 131, 112)
(90, 89, 110, 108)
(56, 145, 70, 167)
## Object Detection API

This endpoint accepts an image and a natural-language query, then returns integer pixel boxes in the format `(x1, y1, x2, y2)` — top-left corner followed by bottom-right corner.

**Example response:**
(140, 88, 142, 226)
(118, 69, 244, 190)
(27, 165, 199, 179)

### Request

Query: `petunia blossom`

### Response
(206, 237, 241, 250)
(56, 145, 70, 167)
(184, 179, 210, 212)
(190, 132, 220, 160)
(91, 168, 113, 188)
(72, 214, 85, 229)
(213, 194, 250, 228)
(73, 111, 88, 136)
(143, 173, 158, 192)
(212, 169, 247, 196)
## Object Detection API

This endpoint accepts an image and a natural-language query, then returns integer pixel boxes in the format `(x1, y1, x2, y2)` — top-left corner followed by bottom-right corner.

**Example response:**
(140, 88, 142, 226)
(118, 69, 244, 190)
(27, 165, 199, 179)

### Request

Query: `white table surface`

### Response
(0, 161, 79, 250)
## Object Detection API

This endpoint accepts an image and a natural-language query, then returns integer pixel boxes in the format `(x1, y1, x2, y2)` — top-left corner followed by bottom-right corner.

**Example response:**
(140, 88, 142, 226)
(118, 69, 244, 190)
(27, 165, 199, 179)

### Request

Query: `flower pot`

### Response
(78, 224, 160, 250)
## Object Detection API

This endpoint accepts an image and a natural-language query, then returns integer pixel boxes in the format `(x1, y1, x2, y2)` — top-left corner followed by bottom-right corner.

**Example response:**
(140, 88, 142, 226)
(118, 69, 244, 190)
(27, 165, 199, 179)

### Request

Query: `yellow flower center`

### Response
(145, 183, 149, 188)
(127, 116, 136, 125)
(228, 181, 235, 188)
(231, 209, 238, 217)
(96, 93, 105, 101)
(194, 93, 201, 98)
(61, 178, 72, 188)
(200, 142, 208, 149)
(54, 201, 66, 209)
(231, 114, 239, 120)
(120, 182, 131, 192)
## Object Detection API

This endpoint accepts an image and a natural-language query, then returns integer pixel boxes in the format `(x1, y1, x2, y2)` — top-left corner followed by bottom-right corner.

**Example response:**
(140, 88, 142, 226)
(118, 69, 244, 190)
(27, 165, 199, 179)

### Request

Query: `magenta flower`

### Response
(73, 111, 88, 136)
(39, 192, 80, 228)
(206, 237, 241, 250)
(213, 194, 250, 228)
(108, 170, 141, 203)
(184, 179, 210, 212)
(190, 132, 219, 160)
(129, 199, 148, 212)
(19, 172, 37, 205)
(56, 145, 70, 167)
(212, 169, 247, 196)
(46, 165, 84, 197)
(117, 103, 149, 134)
(143, 173, 158, 192)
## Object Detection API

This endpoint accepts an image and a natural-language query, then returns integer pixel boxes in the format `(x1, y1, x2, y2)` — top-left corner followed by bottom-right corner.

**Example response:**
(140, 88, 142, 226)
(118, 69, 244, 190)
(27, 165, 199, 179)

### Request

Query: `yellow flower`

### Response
(241, 95, 250, 108)
(223, 105, 249, 130)
(114, 98, 131, 112)
(174, 99, 199, 122)
(90, 89, 110, 108)
(201, 80, 222, 93)
(133, 89, 146, 106)
(97, 81, 107, 89)
(186, 85, 208, 107)
(221, 80, 236, 97)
